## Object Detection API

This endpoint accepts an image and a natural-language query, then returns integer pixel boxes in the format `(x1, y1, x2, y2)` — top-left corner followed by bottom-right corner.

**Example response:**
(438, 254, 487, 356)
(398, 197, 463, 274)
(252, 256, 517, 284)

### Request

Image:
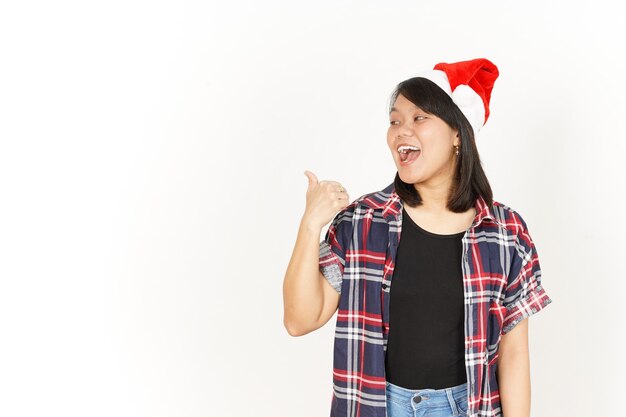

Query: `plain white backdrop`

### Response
(1, 1, 624, 416)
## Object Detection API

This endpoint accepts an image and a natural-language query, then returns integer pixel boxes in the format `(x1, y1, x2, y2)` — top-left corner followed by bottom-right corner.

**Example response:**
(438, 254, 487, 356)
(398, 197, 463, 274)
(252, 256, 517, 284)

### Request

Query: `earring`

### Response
(454, 145, 460, 156)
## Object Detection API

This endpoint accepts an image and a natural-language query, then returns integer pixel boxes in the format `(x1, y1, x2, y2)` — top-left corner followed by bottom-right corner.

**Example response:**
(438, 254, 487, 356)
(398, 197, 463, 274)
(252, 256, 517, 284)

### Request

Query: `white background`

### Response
(1, 1, 624, 416)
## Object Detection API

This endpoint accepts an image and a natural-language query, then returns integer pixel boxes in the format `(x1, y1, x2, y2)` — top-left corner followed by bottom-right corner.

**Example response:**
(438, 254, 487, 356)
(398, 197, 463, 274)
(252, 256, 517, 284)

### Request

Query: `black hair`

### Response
(388, 77, 493, 212)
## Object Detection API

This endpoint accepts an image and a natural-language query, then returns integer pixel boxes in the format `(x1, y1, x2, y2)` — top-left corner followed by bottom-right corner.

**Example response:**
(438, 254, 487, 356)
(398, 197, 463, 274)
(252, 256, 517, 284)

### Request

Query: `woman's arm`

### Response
(283, 173, 352, 336)
(496, 317, 531, 417)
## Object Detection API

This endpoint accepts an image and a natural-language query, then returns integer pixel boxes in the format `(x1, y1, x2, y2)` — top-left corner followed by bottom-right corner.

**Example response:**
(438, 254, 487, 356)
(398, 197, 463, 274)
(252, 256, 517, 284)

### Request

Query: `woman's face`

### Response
(387, 94, 460, 187)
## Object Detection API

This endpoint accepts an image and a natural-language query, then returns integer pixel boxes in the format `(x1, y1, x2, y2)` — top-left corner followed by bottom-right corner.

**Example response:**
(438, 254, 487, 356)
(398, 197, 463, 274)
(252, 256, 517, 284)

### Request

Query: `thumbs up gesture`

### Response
(303, 170, 350, 230)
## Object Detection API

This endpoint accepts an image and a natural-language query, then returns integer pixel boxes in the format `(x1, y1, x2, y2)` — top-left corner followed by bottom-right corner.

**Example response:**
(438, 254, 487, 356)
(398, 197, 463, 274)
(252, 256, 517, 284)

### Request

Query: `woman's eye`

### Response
(390, 116, 425, 125)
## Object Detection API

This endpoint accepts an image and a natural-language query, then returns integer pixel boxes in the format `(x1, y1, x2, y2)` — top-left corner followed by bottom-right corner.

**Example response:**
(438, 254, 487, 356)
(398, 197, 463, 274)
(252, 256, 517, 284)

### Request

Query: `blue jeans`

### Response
(385, 380, 468, 417)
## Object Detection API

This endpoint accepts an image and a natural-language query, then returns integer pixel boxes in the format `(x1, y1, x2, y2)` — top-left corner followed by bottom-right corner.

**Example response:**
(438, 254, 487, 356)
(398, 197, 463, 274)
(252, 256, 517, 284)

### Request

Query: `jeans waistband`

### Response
(386, 380, 467, 403)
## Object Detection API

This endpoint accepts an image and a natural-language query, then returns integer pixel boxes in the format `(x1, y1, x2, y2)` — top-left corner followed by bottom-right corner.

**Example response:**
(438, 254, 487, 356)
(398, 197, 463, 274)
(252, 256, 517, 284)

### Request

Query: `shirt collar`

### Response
(357, 181, 503, 228)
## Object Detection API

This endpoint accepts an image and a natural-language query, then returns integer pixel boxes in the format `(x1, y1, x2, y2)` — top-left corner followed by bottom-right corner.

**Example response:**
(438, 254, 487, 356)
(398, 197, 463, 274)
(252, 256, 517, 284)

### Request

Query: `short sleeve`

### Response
(318, 204, 356, 295)
(501, 221, 553, 335)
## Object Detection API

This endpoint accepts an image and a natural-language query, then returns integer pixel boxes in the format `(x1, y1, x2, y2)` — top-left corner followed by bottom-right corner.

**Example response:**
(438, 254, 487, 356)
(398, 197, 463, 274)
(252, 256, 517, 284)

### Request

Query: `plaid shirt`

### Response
(318, 181, 553, 417)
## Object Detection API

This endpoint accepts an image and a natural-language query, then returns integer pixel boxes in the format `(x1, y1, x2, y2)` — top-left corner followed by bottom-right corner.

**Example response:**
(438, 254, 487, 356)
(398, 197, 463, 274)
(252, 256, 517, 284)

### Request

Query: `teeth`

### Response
(397, 145, 420, 153)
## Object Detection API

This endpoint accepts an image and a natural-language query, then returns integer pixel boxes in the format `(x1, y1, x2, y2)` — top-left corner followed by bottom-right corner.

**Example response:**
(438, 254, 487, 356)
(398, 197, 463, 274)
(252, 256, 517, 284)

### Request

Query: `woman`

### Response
(283, 58, 553, 417)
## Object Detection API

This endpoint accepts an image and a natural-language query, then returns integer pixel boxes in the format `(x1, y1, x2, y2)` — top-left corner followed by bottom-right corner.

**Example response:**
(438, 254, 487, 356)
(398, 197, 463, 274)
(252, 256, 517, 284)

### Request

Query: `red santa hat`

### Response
(416, 58, 499, 138)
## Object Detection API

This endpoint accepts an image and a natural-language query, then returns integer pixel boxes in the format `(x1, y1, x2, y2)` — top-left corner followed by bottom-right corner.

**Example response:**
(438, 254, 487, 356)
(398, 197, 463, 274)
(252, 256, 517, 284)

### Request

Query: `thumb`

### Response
(304, 170, 319, 188)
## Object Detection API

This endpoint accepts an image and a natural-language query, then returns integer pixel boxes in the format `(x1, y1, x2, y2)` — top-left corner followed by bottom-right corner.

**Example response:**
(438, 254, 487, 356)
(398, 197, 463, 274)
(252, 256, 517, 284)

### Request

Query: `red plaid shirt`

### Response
(318, 181, 553, 417)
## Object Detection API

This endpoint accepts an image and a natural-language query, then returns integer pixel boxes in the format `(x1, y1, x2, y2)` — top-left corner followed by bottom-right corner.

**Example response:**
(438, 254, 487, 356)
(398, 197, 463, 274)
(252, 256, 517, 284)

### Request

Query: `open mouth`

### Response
(398, 145, 421, 165)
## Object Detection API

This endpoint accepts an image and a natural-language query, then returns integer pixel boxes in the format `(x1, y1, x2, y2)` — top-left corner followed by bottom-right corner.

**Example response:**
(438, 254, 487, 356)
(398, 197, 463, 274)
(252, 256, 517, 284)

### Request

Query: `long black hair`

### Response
(388, 77, 493, 212)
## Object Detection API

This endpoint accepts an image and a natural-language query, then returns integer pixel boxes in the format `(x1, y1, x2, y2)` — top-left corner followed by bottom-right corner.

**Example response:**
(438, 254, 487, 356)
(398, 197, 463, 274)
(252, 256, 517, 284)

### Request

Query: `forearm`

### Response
(496, 347, 531, 417)
(283, 218, 325, 335)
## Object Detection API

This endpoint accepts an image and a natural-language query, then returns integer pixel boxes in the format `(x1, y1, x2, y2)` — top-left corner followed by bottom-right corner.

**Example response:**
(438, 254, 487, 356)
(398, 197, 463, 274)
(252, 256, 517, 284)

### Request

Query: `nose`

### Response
(396, 128, 414, 140)
(396, 120, 414, 137)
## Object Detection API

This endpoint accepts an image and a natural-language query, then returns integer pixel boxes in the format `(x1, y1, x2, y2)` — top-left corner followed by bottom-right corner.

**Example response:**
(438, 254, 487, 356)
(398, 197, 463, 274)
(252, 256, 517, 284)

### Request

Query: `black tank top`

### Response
(384, 206, 468, 389)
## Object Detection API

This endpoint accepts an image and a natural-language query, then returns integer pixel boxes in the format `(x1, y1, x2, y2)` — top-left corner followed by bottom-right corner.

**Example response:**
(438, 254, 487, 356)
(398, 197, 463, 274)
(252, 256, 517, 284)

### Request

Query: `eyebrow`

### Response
(389, 105, 420, 115)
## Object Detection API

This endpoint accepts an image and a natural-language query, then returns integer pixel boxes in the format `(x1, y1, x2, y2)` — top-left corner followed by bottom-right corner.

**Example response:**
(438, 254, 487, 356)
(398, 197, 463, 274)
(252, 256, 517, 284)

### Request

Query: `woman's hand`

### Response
(302, 170, 350, 230)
